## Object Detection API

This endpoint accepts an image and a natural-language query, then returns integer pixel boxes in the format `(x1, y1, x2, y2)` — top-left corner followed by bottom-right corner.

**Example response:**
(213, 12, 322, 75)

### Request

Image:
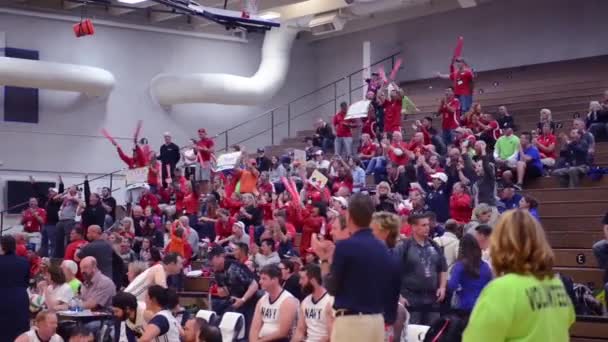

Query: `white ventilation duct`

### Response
(150, 25, 299, 106)
(0, 57, 115, 97)
(348, 0, 429, 16)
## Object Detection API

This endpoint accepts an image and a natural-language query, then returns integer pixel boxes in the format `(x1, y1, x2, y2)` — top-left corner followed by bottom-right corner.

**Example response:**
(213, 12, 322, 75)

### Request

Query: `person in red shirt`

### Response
(209, 209, 236, 242)
(477, 113, 502, 149)
(64, 226, 87, 262)
(380, 83, 405, 134)
(383, 131, 413, 167)
(333, 102, 355, 157)
(147, 154, 162, 194)
(296, 203, 326, 257)
(115, 140, 147, 169)
(438, 57, 474, 113)
(190, 128, 215, 183)
(449, 182, 472, 224)
(359, 133, 379, 169)
(21, 197, 46, 233)
(438, 87, 461, 145)
(14, 233, 28, 257)
(536, 122, 557, 168)
(331, 165, 354, 195)
(139, 187, 160, 215)
(462, 103, 482, 129)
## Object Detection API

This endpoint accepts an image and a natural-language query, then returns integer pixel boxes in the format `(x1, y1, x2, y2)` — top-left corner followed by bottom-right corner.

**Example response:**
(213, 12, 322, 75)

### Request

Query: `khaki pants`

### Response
(331, 314, 384, 342)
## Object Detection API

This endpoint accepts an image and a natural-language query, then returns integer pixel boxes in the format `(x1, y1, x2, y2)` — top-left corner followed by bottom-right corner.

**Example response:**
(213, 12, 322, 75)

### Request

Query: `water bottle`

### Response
(68, 297, 78, 312)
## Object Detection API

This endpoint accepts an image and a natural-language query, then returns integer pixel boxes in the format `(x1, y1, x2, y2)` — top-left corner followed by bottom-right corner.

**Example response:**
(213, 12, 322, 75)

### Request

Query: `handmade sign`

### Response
(125, 167, 149, 186)
(214, 151, 242, 172)
(293, 149, 306, 164)
(309, 169, 328, 189)
(346, 100, 371, 120)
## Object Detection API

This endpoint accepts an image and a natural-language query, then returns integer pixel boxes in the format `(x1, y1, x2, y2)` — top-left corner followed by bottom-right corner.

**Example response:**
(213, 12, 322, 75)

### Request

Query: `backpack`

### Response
(423, 315, 466, 342)
(572, 283, 603, 315)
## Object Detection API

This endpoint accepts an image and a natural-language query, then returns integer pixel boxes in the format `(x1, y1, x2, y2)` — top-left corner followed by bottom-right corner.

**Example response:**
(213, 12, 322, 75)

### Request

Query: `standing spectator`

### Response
(80, 176, 106, 236)
(537, 122, 557, 168)
(434, 219, 461, 277)
(79, 256, 117, 310)
(552, 128, 590, 188)
(395, 213, 448, 325)
(249, 265, 299, 342)
(125, 253, 183, 301)
(333, 102, 355, 157)
(450, 182, 472, 224)
(31, 176, 64, 258)
(21, 197, 46, 234)
(178, 216, 200, 259)
(497, 105, 515, 130)
(515, 131, 543, 188)
(54, 185, 81, 258)
(236, 159, 260, 195)
(314, 118, 334, 153)
(448, 234, 492, 319)
(77, 225, 114, 280)
(350, 158, 366, 192)
(64, 226, 87, 262)
(591, 212, 608, 284)
(463, 210, 575, 341)
(464, 142, 497, 215)
(381, 83, 405, 134)
(437, 57, 474, 113)
(438, 87, 461, 145)
(0, 235, 30, 342)
(256, 148, 272, 172)
(159, 132, 180, 186)
(586, 101, 608, 140)
(464, 203, 494, 234)
(101, 187, 117, 229)
(416, 165, 450, 223)
(279, 259, 303, 301)
(493, 125, 520, 171)
(193, 128, 215, 184)
(314, 193, 400, 342)
(537, 108, 556, 132)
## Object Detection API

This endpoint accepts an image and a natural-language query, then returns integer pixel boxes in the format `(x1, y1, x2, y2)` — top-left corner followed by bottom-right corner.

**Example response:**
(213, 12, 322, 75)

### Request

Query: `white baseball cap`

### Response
(430, 172, 448, 183)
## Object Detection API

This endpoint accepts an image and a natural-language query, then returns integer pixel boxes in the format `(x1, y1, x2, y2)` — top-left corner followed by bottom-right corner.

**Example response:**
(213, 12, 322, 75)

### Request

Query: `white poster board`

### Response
(215, 151, 242, 172)
(293, 149, 306, 164)
(125, 167, 149, 186)
(346, 100, 371, 120)
(309, 169, 328, 189)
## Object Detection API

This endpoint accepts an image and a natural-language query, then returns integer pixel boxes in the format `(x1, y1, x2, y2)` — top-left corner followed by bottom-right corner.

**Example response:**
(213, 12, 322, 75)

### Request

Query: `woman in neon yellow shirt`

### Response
(463, 209, 575, 342)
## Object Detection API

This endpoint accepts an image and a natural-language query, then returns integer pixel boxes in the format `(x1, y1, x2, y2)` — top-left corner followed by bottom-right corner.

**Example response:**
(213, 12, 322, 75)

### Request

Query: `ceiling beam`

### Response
(62, 0, 83, 10)
(149, 8, 181, 22)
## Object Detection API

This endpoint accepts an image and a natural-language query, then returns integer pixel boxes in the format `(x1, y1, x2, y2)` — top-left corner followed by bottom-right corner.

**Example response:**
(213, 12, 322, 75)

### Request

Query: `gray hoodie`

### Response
(254, 252, 281, 268)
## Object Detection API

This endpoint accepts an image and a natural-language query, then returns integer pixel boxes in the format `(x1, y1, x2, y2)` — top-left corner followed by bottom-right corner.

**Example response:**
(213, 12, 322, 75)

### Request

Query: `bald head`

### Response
(86, 225, 102, 241)
(80, 256, 97, 281)
(179, 216, 190, 227)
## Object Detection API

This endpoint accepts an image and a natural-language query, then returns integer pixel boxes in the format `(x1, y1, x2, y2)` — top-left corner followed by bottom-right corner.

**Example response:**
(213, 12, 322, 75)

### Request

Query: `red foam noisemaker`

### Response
(73, 19, 95, 38)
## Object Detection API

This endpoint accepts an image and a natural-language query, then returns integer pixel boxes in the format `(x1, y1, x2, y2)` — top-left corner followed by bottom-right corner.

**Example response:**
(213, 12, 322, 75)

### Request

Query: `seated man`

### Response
(537, 122, 557, 168)
(493, 124, 520, 171)
(591, 212, 608, 286)
(292, 264, 333, 342)
(514, 131, 543, 189)
(249, 264, 299, 342)
(15, 311, 63, 342)
(552, 128, 590, 188)
(112, 291, 148, 341)
(80, 256, 116, 311)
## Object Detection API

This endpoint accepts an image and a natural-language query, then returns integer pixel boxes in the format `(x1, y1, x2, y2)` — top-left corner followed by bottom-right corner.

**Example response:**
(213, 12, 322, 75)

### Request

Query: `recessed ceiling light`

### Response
(117, 0, 148, 4)
(258, 11, 281, 20)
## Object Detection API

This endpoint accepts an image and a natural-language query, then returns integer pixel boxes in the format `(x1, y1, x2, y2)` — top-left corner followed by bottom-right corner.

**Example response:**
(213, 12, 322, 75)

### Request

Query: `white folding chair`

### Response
(405, 324, 430, 342)
(195, 309, 219, 325)
(219, 312, 245, 342)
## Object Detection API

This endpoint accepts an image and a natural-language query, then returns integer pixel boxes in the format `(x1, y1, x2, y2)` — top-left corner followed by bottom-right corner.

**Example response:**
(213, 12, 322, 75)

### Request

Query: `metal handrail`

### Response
(213, 51, 401, 151)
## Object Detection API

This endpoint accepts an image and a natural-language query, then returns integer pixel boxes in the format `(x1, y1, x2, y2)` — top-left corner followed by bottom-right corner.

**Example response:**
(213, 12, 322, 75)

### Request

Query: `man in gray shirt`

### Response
(80, 256, 116, 310)
(77, 225, 114, 281)
(394, 213, 447, 325)
(179, 216, 200, 258)
(54, 185, 82, 258)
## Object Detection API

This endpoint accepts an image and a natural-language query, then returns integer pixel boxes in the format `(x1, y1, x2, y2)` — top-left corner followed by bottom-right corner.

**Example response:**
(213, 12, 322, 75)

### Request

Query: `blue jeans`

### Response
(334, 137, 353, 157)
(40, 224, 57, 257)
(442, 129, 454, 146)
(592, 239, 608, 283)
(322, 138, 333, 153)
(458, 95, 473, 113)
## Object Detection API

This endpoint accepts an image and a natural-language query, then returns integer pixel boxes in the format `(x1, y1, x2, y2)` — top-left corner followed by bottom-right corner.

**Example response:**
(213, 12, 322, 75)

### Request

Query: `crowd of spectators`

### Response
(1, 57, 607, 342)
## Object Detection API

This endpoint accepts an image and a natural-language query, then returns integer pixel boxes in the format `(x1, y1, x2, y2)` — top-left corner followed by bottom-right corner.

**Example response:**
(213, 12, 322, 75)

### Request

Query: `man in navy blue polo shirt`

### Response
(313, 193, 400, 342)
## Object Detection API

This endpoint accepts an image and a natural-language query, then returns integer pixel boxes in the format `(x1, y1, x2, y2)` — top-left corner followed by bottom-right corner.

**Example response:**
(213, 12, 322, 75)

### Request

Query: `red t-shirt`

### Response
(333, 111, 352, 138)
(537, 134, 557, 159)
(139, 193, 160, 214)
(383, 98, 403, 133)
(197, 138, 214, 162)
(388, 142, 410, 166)
(65, 239, 87, 261)
(359, 141, 378, 158)
(450, 68, 474, 96)
(215, 217, 235, 240)
(147, 162, 161, 186)
(183, 193, 199, 215)
(439, 98, 461, 130)
(419, 126, 432, 145)
(21, 208, 46, 233)
(408, 140, 427, 156)
(331, 175, 354, 194)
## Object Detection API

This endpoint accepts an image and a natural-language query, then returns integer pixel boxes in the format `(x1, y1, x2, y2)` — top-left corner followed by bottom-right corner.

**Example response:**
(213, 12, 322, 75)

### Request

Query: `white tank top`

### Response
(152, 310, 181, 342)
(119, 301, 147, 342)
(125, 264, 165, 301)
(301, 292, 333, 342)
(259, 289, 295, 338)
(24, 330, 63, 342)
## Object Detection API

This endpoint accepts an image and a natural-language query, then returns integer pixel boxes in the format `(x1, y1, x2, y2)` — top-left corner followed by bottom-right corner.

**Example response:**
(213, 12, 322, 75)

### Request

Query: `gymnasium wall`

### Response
(313, 0, 608, 92)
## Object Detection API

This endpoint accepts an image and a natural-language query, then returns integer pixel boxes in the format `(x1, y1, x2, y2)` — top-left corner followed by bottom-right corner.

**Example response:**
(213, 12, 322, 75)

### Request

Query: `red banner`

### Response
(453, 36, 464, 59)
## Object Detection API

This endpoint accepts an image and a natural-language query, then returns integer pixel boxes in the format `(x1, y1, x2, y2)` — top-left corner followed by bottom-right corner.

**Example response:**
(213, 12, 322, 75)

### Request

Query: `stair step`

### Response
(553, 249, 598, 268)
(571, 320, 608, 340)
(546, 231, 604, 249)
(555, 267, 604, 290)
(542, 216, 604, 231)
(524, 187, 608, 202)
(539, 201, 608, 217)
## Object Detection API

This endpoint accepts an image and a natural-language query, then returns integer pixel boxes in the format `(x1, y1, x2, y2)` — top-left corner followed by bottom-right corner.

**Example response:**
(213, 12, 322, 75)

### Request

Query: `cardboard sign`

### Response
(293, 149, 306, 164)
(214, 151, 242, 172)
(346, 100, 371, 120)
(309, 169, 328, 189)
(125, 167, 149, 186)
